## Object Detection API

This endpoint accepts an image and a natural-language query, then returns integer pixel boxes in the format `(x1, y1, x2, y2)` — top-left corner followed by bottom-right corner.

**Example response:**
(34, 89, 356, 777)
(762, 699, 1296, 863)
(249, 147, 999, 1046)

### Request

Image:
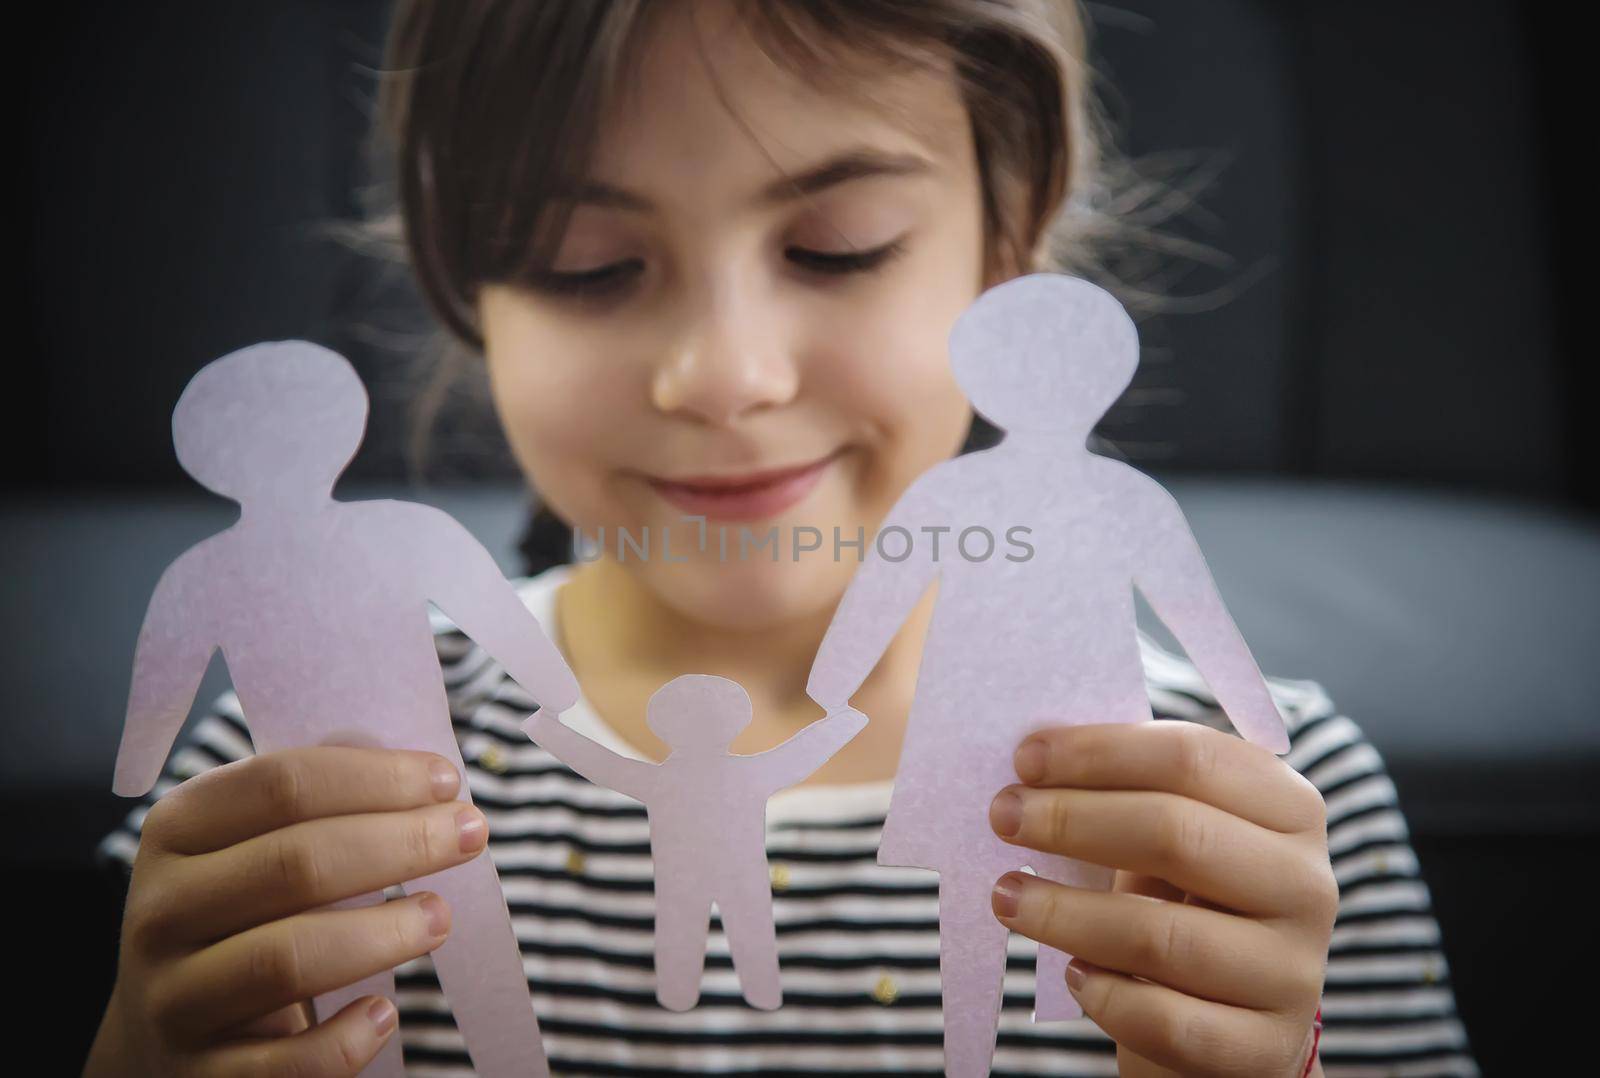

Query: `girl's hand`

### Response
(86, 746, 490, 1078)
(988, 721, 1336, 1078)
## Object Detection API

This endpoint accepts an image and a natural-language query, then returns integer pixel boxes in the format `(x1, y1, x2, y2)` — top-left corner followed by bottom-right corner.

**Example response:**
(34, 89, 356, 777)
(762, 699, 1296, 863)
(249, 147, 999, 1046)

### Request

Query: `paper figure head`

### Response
(948, 273, 1139, 437)
(172, 341, 368, 505)
(646, 674, 753, 752)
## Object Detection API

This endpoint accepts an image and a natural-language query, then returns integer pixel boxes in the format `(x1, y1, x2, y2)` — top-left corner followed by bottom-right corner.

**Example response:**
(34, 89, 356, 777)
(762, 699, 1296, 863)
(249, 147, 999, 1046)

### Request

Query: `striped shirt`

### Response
(101, 562, 1477, 1076)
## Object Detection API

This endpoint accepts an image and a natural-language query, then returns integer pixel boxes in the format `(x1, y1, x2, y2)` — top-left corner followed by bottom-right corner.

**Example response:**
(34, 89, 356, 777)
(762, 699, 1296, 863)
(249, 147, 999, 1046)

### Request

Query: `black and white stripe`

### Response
(100, 567, 1477, 1076)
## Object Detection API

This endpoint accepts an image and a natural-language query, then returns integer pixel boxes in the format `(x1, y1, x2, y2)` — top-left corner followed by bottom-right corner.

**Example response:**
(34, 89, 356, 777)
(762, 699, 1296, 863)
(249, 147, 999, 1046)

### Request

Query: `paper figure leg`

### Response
(1031, 857, 1114, 1021)
(311, 890, 404, 1078)
(718, 865, 782, 1010)
(654, 875, 712, 1011)
(938, 866, 1013, 1078)
(404, 855, 549, 1078)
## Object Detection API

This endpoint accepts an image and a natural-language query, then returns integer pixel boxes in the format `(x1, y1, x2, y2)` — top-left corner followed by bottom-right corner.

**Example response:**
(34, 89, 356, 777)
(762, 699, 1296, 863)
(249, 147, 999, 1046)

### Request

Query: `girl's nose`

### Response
(650, 291, 800, 426)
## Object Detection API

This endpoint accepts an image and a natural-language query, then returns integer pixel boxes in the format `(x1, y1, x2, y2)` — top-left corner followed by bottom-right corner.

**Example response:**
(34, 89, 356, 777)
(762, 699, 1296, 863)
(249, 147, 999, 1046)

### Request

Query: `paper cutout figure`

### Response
(806, 274, 1290, 1077)
(525, 676, 866, 1011)
(115, 341, 581, 1078)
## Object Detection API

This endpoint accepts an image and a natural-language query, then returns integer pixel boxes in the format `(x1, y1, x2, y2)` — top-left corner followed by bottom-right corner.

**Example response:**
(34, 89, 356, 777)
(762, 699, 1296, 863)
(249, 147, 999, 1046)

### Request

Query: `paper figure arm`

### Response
(806, 476, 943, 711)
(525, 710, 656, 801)
(115, 552, 218, 797)
(1131, 479, 1290, 754)
(417, 506, 582, 714)
(754, 707, 869, 792)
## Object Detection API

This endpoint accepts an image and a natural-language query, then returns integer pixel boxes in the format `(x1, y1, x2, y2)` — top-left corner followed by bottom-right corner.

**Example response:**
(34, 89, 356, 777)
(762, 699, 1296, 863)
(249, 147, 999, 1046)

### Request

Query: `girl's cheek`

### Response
(808, 275, 968, 428)
(482, 314, 630, 512)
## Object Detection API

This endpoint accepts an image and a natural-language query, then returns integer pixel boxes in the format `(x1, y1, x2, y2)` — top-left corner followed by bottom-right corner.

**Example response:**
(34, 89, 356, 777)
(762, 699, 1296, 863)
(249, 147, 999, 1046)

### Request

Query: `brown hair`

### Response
(373, 0, 1113, 352)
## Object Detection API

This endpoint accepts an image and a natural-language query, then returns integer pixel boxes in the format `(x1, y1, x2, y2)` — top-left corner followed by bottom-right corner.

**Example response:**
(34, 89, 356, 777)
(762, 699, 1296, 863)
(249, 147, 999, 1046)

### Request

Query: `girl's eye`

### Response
(786, 239, 906, 276)
(521, 259, 644, 299)
(518, 238, 905, 299)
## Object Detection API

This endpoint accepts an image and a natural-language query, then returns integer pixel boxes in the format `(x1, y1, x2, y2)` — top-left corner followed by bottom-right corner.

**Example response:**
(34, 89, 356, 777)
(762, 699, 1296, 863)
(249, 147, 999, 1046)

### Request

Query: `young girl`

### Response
(88, 1, 1475, 1075)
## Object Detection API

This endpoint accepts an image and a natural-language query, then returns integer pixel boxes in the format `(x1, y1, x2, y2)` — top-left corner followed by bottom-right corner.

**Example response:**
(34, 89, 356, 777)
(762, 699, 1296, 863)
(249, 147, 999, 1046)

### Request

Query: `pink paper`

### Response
(115, 341, 581, 1078)
(806, 274, 1289, 1076)
(525, 676, 866, 1011)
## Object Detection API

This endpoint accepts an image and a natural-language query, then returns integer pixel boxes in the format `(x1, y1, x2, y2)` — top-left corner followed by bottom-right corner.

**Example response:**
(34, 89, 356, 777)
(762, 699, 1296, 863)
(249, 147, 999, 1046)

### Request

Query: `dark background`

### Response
(15, 0, 1597, 1072)
(19, 0, 1595, 503)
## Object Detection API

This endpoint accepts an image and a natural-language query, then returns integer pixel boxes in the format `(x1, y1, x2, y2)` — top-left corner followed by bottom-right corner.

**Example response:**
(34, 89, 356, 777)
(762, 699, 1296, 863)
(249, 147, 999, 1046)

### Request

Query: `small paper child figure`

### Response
(525, 676, 867, 1010)
(806, 274, 1290, 1078)
(115, 341, 581, 1078)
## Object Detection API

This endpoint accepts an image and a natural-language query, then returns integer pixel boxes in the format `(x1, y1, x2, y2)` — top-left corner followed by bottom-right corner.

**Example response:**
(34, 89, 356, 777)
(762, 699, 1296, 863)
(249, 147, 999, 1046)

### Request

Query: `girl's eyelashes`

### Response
(517, 237, 908, 301)
(520, 258, 645, 299)
(786, 238, 907, 277)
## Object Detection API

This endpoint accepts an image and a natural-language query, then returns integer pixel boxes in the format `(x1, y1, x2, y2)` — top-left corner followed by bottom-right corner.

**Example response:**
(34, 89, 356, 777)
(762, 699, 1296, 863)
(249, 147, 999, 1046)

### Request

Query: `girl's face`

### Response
(479, 1, 991, 630)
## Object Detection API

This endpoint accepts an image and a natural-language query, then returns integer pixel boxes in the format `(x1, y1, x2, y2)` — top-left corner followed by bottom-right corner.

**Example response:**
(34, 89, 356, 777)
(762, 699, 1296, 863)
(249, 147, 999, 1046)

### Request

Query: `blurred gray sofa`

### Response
(9, 480, 1597, 840)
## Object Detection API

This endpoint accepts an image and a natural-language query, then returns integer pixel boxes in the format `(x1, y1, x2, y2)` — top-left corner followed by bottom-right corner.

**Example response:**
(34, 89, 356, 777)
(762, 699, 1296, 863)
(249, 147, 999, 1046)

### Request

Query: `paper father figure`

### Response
(806, 274, 1290, 1077)
(526, 676, 867, 1011)
(114, 341, 580, 1078)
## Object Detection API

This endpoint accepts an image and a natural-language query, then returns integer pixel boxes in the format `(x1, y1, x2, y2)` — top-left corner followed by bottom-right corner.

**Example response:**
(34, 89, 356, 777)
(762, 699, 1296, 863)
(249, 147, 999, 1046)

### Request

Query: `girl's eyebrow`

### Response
(562, 148, 933, 213)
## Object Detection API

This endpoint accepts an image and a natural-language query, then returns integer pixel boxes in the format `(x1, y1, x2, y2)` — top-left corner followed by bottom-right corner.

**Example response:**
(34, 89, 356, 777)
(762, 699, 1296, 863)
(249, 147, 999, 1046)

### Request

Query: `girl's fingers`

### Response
(141, 746, 463, 855)
(991, 785, 1334, 918)
(230, 1000, 315, 1039)
(991, 874, 1311, 1010)
(153, 801, 488, 944)
(206, 995, 398, 1078)
(1113, 870, 1186, 903)
(157, 893, 449, 1041)
(1065, 959, 1316, 1078)
(1110, 1048, 1183, 1078)
(1014, 721, 1325, 834)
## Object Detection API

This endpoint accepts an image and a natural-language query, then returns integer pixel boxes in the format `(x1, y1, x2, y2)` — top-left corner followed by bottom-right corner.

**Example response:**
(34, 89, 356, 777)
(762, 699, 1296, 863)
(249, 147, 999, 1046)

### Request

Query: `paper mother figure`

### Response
(114, 341, 581, 1078)
(526, 676, 867, 1011)
(806, 274, 1290, 1077)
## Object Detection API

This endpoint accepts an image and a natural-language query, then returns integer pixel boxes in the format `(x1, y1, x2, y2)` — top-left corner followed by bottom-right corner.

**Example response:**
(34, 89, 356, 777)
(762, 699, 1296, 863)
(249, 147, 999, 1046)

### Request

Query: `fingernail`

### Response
(1015, 737, 1048, 783)
(429, 758, 460, 801)
(419, 893, 450, 938)
(456, 807, 487, 853)
(368, 996, 398, 1034)
(992, 872, 1025, 919)
(1065, 958, 1090, 993)
(990, 790, 1023, 838)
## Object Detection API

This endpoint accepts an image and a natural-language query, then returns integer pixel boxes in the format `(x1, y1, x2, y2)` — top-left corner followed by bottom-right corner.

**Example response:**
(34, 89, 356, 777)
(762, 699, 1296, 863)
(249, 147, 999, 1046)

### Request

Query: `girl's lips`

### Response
(646, 452, 839, 522)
